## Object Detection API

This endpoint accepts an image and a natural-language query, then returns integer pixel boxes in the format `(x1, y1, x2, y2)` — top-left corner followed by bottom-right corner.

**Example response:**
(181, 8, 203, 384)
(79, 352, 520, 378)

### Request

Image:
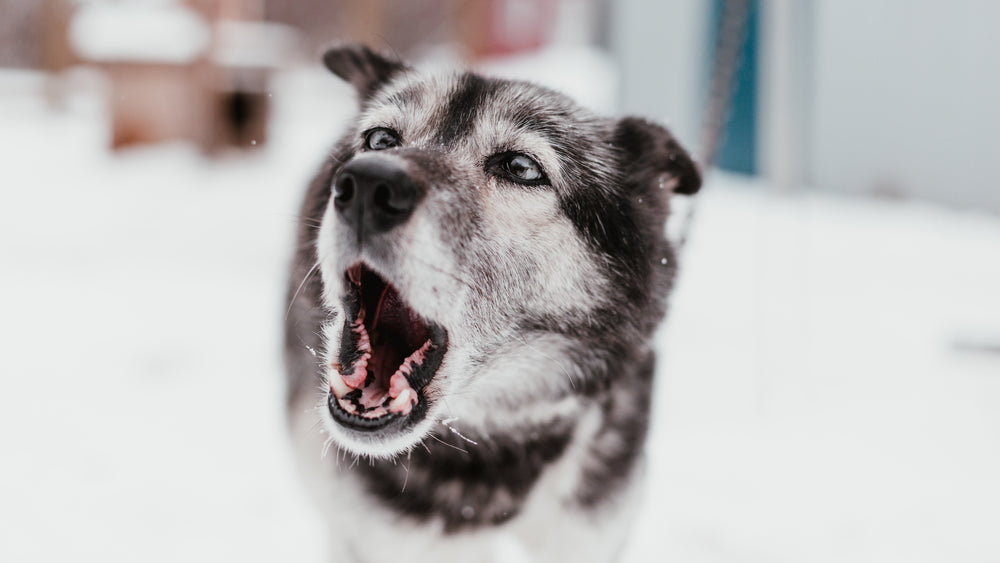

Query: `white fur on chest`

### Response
(290, 401, 643, 563)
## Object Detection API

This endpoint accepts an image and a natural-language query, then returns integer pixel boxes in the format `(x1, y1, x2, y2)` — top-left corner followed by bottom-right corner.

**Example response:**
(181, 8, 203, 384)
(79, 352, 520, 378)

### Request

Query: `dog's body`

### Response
(284, 45, 700, 563)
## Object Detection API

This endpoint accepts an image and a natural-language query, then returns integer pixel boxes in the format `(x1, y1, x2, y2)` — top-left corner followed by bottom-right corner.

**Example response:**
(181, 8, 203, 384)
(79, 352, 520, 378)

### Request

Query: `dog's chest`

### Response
(291, 403, 641, 563)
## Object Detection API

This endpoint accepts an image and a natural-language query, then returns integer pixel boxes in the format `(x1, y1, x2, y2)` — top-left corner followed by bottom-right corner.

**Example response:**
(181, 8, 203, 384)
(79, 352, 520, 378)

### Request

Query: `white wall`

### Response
(808, 0, 1000, 211)
(758, 0, 813, 192)
(611, 0, 1000, 213)
(611, 0, 709, 152)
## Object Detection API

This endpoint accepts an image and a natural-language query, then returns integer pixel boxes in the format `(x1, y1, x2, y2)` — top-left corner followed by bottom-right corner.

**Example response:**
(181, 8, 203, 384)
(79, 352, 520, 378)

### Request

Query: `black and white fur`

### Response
(284, 44, 701, 563)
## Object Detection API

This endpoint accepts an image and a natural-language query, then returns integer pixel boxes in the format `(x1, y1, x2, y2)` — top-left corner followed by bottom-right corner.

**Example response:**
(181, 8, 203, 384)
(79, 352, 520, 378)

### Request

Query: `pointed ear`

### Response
(613, 117, 702, 195)
(322, 43, 408, 99)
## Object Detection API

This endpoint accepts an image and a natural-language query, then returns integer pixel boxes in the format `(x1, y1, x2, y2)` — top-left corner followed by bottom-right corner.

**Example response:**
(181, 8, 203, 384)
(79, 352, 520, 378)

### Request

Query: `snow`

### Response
(624, 179, 1000, 562)
(2, 63, 999, 562)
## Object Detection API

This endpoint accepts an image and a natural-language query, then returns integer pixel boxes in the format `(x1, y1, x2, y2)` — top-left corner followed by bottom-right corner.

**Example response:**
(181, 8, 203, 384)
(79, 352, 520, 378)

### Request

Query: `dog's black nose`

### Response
(333, 157, 422, 241)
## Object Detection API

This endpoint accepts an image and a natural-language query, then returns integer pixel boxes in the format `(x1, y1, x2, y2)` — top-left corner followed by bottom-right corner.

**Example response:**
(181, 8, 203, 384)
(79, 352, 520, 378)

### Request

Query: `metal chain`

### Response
(675, 0, 751, 252)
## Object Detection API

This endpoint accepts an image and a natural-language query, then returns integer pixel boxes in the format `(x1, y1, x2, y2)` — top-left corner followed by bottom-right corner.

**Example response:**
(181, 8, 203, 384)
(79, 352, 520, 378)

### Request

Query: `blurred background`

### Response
(1, 0, 998, 561)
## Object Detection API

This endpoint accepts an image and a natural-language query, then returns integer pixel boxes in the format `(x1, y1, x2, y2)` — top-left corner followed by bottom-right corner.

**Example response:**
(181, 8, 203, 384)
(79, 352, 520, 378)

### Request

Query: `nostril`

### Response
(335, 176, 355, 208)
(373, 183, 400, 214)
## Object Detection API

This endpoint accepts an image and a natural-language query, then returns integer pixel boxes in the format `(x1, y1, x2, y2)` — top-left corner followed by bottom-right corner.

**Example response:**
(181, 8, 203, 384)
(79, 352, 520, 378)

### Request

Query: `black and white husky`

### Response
(284, 44, 701, 563)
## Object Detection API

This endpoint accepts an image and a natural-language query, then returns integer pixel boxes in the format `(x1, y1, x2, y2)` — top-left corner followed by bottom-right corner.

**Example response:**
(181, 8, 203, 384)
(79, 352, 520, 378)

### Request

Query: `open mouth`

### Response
(327, 263, 447, 432)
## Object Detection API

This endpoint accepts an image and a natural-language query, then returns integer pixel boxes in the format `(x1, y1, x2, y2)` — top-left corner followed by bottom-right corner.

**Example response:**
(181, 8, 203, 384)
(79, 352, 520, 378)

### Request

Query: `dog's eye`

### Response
(489, 153, 548, 185)
(363, 128, 401, 150)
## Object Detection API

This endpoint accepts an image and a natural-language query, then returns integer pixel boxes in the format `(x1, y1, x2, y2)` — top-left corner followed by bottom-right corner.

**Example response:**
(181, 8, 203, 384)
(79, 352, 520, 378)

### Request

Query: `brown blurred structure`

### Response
(72, 0, 289, 154)
(106, 63, 213, 150)
(2, 0, 563, 154)
(0, 0, 42, 69)
(265, 0, 558, 61)
(40, 0, 78, 74)
(50, 0, 292, 153)
(266, 0, 450, 57)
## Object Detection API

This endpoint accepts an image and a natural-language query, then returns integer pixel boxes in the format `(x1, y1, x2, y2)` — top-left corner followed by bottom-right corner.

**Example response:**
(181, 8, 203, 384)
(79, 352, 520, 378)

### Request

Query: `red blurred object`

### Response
(459, 0, 559, 59)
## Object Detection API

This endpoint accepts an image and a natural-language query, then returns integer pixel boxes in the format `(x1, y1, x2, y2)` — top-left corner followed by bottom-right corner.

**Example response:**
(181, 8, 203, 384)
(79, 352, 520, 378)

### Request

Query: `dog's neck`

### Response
(355, 419, 575, 532)
(346, 350, 655, 532)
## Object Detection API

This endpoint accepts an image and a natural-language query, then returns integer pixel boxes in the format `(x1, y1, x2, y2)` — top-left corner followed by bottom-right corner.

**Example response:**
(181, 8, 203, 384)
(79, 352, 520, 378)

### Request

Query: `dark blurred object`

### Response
(207, 17, 298, 150)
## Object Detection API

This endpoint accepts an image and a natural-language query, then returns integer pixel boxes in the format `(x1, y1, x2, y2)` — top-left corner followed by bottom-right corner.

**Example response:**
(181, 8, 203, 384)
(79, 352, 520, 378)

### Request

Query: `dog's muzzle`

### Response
(326, 263, 448, 435)
(333, 156, 424, 242)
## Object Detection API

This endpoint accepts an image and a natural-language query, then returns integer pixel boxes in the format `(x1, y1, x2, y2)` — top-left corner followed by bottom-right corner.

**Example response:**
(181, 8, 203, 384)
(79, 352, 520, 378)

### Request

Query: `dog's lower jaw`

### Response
(317, 407, 441, 459)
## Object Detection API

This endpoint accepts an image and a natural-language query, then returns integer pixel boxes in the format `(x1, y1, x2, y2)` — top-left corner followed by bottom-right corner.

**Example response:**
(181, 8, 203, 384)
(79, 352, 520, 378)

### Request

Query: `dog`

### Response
(284, 44, 701, 563)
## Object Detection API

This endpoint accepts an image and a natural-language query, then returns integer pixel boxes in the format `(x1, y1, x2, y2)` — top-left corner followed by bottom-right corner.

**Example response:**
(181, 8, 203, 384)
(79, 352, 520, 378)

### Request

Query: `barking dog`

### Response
(284, 44, 701, 563)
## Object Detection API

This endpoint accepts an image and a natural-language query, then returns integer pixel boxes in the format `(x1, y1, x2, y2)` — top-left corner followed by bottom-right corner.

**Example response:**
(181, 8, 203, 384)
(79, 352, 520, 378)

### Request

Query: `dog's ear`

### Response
(322, 43, 408, 99)
(613, 117, 701, 196)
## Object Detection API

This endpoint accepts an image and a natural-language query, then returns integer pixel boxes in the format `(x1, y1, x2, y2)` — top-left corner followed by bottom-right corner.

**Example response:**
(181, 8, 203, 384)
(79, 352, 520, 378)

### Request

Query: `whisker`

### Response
(408, 254, 476, 292)
(515, 333, 579, 391)
(400, 449, 412, 493)
(429, 432, 468, 454)
(286, 261, 321, 319)
(418, 438, 432, 455)
(308, 417, 324, 433)
(277, 212, 323, 228)
(438, 395, 489, 446)
(321, 435, 337, 459)
(441, 417, 479, 446)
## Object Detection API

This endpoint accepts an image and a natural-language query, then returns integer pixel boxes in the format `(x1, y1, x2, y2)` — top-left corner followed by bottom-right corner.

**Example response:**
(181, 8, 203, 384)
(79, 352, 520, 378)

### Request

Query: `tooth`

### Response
(338, 398, 357, 414)
(388, 388, 413, 413)
(329, 372, 352, 398)
(389, 372, 410, 398)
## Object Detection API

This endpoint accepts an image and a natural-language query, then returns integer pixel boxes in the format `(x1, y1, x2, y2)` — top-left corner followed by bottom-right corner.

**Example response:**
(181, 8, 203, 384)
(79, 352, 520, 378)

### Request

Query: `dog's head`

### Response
(309, 45, 700, 457)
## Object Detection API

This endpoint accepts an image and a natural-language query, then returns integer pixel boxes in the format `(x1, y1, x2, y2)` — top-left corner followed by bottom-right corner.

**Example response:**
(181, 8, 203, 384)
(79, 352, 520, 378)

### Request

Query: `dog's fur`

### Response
(284, 45, 700, 563)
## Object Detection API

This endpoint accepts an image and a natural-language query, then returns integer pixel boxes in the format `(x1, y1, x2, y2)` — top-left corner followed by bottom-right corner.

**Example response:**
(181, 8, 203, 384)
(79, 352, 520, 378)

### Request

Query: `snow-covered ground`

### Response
(2, 66, 999, 562)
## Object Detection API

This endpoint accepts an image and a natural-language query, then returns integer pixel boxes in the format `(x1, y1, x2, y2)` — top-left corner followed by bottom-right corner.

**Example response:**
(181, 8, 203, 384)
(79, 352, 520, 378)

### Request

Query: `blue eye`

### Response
(364, 128, 401, 150)
(489, 152, 548, 185)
